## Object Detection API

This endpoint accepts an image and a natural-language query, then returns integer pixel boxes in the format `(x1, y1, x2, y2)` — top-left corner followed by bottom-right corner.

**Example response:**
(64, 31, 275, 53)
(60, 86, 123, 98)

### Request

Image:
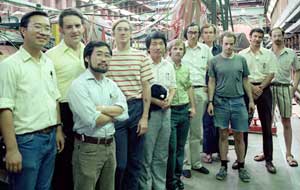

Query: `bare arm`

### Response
(96, 105, 124, 117)
(259, 73, 274, 89)
(56, 102, 65, 153)
(293, 69, 300, 95)
(0, 109, 22, 173)
(243, 77, 255, 113)
(136, 80, 151, 136)
(207, 77, 216, 116)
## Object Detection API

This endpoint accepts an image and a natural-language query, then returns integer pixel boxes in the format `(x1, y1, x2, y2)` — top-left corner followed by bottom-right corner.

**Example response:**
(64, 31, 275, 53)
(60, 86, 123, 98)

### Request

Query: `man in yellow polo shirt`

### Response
(46, 8, 85, 190)
(0, 11, 64, 190)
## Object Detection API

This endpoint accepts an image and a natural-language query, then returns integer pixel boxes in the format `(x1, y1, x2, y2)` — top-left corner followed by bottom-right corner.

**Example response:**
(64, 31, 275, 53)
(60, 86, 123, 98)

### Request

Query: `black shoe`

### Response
(182, 169, 192, 178)
(266, 161, 277, 174)
(193, 166, 209, 174)
(232, 160, 239, 170)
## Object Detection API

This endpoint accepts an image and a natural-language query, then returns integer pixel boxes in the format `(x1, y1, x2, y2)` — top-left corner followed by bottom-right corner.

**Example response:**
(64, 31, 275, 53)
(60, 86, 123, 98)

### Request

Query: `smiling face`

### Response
(60, 15, 84, 46)
(20, 15, 51, 49)
(250, 31, 264, 48)
(87, 46, 111, 74)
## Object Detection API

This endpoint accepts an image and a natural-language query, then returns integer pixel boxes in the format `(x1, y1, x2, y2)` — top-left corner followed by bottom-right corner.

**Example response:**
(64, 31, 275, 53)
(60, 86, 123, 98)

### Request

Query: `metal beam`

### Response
(2, 0, 59, 12)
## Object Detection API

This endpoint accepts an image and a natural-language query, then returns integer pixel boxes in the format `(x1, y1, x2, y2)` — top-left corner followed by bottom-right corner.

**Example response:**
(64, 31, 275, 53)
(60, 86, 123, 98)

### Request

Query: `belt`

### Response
(127, 98, 142, 104)
(271, 83, 291, 87)
(193, 85, 206, 88)
(28, 124, 58, 135)
(74, 133, 113, 145)
(171, 103, 189, 110)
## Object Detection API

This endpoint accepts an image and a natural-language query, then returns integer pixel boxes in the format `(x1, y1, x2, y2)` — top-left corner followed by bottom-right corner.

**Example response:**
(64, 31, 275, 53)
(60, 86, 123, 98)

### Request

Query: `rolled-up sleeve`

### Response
(0, 61, 16, 110)
(67, 80, 101, 128)
(111, 82, 129, 121)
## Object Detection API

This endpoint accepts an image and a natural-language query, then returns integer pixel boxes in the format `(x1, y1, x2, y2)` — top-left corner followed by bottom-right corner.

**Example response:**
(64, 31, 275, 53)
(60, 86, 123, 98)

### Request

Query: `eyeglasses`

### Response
(187, 31, 199, 35)
(115, 27, 130, 33)
(28, 24, 51, 34)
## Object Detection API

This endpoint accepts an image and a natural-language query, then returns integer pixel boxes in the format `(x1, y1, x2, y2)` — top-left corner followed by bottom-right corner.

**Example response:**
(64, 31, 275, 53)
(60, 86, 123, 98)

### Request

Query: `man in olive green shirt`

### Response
(166, 39, 196, 190)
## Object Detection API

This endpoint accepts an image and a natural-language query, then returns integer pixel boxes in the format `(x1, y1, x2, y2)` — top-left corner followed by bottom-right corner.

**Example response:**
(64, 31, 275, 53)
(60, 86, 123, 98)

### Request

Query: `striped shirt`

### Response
(106, 48, 153, 100)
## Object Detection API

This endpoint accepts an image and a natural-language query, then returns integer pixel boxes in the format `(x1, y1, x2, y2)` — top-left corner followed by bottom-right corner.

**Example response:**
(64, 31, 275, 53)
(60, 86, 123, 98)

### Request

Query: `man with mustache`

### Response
(239, 28, 278, 174)
(68, 41, 128, 190)
(0, 11, 64, 190)
(270, 27, 300, 167)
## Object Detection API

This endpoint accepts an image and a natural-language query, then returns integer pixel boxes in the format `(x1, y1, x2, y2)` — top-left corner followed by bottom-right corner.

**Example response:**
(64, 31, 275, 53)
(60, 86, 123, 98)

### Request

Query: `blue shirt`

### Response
(68, 69, 128, 138)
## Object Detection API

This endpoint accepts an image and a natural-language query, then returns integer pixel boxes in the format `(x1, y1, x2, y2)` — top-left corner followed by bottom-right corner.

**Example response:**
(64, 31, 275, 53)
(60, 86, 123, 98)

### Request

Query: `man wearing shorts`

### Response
(207, 32, 255, 182)
(270, 27, 300, 167)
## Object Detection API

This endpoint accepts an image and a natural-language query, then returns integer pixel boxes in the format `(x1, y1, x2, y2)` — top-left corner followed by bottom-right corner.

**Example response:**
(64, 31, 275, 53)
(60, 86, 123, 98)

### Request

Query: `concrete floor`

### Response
(183, 116, 300, 190)
(1, 114, 300, 190)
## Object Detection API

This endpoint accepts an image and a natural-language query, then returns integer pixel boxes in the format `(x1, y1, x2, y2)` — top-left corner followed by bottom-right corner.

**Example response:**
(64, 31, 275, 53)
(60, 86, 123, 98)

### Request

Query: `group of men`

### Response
(0, 7, 299, 190)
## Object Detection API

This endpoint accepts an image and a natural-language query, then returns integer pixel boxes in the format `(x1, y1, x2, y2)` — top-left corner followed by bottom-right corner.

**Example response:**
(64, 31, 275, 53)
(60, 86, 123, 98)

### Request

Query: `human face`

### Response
(186, 26, 200, 45)
(202, 26, 215, 44)
(61, 15, 84, 45)
(87, 46, 111, 74)
(271, 29, 284, 46)
(21, 15, 51, 49)
(170, 44, 185, 63)
(148, 38, 165, 62)
(113, 21, 131, 45)
(250, 32, 264, 48)
(222, 36, 235, 57)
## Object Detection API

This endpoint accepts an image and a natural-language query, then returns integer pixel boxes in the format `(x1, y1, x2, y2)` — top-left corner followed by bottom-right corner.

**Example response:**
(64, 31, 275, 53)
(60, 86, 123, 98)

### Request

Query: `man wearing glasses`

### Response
(0, 11, 64, 190)
(182, 23, 212, 177)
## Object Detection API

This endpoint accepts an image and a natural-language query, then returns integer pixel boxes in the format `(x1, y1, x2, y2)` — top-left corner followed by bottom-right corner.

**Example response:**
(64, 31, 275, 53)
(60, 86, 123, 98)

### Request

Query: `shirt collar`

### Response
(83, 69, 107, 82)
(245, 47, 263, 55)
(185, 41, 202, 50)
(60, 39, 85, 53)
(19, 46, 46, 63)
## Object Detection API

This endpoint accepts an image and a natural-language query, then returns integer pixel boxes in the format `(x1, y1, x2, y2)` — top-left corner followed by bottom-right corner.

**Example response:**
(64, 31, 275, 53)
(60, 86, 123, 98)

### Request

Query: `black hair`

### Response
(249, 28, 264, 36)
(83, 41, 112, 68)
(20, 10, 48, 28)
(145, 31, 167, 51)
(183, 23, 201, 40)
(58, 8, 84, 28)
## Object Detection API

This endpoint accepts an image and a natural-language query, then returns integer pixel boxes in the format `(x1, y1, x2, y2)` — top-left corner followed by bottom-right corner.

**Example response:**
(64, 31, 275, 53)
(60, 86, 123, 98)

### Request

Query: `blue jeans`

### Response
(114, 99, 144, 190)
(9, 129, 56, 190)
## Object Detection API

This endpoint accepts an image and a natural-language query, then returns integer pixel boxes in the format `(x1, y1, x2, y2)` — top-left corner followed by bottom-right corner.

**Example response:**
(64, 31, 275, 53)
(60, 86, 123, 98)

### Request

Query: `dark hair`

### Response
(58, 8, 84, 28)
(83, 41, 112, 68)
(200, 23, 217, 34)
(270, 27, 284, 36)
(183, 23, 201, 40)
(145, 31, 167, 51)
(249, 28, 264, 36)
(20, 10, 48, 28)
(220, 31, 237, 44)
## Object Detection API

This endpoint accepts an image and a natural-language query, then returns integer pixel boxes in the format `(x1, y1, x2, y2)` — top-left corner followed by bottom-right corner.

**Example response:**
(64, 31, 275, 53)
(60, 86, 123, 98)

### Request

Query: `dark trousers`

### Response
(166, 105, 190, 189)
(114, 99, 145, 190)
(202, 110, 219, 155)
(52, 102, 74, 190)
(244, 86, 273, 161)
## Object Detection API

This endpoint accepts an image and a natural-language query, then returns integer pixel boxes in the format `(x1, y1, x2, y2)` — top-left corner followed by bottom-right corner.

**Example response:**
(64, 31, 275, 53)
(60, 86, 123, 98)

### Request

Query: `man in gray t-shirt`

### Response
(207, 32, 255, 183)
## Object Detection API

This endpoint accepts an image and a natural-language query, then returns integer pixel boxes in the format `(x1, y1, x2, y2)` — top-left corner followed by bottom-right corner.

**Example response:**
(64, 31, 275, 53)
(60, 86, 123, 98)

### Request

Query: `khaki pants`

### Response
(72, 138, 116, 190)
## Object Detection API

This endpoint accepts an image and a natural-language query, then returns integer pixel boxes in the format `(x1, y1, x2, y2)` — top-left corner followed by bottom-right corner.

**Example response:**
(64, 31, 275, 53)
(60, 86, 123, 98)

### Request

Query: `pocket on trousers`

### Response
(16, 134, 34, 146)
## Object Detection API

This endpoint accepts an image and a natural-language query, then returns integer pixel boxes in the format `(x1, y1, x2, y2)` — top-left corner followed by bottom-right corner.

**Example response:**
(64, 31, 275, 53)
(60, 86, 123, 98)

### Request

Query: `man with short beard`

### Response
(68, 41, 128, 190)
(270, 27, 300, 167)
